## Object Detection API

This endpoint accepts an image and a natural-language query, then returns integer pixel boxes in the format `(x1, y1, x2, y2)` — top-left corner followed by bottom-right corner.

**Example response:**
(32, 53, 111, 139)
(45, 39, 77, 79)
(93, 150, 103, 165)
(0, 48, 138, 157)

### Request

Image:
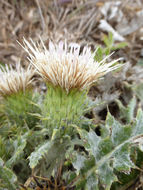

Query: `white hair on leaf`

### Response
(22, 39, 122, 93)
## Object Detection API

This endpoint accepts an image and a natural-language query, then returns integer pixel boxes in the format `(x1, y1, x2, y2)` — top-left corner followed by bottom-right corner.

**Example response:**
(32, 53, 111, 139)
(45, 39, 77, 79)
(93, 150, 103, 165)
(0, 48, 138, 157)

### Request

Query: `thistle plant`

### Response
(1, 35, 143, 190)
(0, 64, 39, 128)
(17, 39, 122, 178)
(23, 39, 121, 137)
(2, 36, 138, 190)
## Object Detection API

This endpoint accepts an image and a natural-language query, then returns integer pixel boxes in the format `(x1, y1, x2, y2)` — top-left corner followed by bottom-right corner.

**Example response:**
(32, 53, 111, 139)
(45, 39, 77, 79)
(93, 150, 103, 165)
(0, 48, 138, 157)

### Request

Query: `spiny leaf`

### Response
(77, 129, 117, 189)
(75, 108, 143, 189)
(0, 158, 17, 190)
(0, 137, 13, 161)
(72, 153, 86, 175)
(6, 132, 30, 168)
(85, 173, 98, 190)
(132, 108, 143, 135)
(29, 140, 53, 169)
(116, 97, 136, 123)
(133, 83, 143, 102)
(29, 137, 69, 173)
(98, 163, 117, 190)
(107, 112, 132, 146)
(113, 143, 134, 172)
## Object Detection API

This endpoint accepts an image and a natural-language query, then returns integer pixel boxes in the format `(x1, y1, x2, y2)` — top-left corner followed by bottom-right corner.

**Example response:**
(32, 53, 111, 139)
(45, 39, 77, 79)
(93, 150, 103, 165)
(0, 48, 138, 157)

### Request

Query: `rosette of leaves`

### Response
(0, 64, 39, 128)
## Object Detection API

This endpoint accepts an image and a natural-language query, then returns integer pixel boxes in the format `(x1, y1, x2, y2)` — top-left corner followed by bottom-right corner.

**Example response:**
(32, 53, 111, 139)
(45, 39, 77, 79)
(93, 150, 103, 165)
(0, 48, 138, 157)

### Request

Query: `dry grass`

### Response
(0, 0, 143, 66)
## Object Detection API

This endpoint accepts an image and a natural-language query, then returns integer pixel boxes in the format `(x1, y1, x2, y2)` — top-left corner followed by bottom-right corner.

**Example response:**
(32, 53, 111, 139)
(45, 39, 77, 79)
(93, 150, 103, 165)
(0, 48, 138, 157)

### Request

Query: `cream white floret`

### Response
(22, 38, 122, 93)
(0, 63, 34, 96)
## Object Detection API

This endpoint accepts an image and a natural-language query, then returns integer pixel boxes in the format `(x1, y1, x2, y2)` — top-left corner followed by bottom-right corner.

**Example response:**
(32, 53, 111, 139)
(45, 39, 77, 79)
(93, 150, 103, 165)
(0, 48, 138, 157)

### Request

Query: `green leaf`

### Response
(29, 140, 53, 169)
(116, 97, 136, 123)
(94, 47, 104, 62)
(133, 83, 143, 102)
(132, 108, 143, 135)
(73, 153, 86, 175)
(103, 32, 114, 49)
(85, 173, 98, 190)
(108, 112, 132, 146)
(104, 47, 111, 56)
(29, 137, 69, 177)
(113, 143, 135, 172)
(0, 158, 17, 190)
(0, 137, 13, 161)
(112, 42, 128, 50)
(75, 107, 143, 189)
(137, 59, 143, 66)
(6, 132, 30, 168)
(98, 163, 117, 190)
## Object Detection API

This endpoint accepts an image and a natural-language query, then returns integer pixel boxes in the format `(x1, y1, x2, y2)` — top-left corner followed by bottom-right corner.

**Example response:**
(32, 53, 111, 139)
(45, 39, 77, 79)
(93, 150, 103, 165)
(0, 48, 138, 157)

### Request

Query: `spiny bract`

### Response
(23, 39, 122, 93)
(0, 64, 34, 97)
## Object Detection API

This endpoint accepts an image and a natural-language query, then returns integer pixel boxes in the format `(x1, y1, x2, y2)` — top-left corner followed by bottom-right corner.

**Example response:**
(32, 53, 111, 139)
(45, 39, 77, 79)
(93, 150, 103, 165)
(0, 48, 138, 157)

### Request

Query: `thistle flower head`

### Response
(22, 39, 122, 93)
(0, 64, 34, 97)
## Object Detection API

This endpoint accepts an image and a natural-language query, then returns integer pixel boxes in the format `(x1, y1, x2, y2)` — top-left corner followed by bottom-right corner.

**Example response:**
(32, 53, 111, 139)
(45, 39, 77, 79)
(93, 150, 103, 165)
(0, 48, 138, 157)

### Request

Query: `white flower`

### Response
(22, 39, 122, 93)
(0, 64, 34, 96)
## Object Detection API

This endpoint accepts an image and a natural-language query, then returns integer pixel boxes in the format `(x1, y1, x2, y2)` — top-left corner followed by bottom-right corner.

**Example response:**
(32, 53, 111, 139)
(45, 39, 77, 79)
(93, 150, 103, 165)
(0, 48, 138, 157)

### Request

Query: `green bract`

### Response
(42, 84, 87, 134)
(3, 90, 39, 128)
